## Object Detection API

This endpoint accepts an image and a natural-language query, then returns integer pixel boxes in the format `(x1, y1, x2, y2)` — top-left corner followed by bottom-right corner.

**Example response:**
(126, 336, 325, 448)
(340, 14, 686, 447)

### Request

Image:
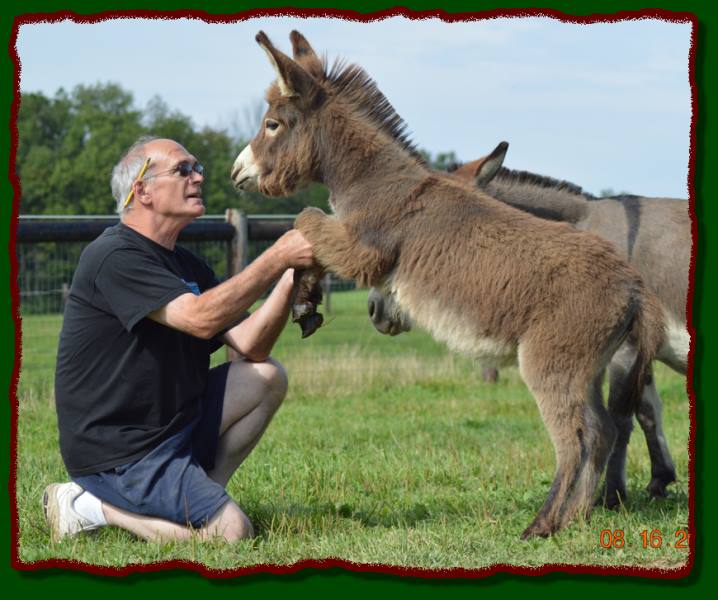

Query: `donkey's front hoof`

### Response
(292, 302, 314, 322)
(299, 312, 324, 338)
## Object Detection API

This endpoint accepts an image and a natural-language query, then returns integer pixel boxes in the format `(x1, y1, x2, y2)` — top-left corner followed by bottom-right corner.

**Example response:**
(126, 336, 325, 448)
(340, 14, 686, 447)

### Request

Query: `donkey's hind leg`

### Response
(517, 345, 597, 539)
(602, 348, 635, 508)
(603, 346, 675, 507)
(635, 368, 676, 498)
(560, 374, 617, 525)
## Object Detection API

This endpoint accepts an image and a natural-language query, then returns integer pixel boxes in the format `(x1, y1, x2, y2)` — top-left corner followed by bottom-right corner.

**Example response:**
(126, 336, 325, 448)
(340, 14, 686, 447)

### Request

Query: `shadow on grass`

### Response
(596, 484, 689, 518)
(252, 481, 687, 537)
(253, 499, 439, 532)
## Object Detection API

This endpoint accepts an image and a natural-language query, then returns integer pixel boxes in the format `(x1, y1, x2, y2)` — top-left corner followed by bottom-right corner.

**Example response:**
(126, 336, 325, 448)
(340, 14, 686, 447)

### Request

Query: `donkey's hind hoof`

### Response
(299, 312, 324, 339)
(646, 476, 673, 499)
(597, 484, 627, 510)
(520, 516, 556, 540)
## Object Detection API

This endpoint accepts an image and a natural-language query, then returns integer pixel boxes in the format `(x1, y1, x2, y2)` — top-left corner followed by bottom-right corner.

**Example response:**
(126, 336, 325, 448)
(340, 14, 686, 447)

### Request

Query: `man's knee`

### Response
(222, 513, 254, 543)
(252, 357, 288, 412)
(206, 501, 254, 543)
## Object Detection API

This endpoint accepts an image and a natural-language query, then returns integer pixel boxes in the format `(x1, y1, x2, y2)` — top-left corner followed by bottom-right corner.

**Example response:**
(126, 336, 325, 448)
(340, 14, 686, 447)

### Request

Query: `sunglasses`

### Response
(122, 159, 205, 208)
(153, 161, 205, 179)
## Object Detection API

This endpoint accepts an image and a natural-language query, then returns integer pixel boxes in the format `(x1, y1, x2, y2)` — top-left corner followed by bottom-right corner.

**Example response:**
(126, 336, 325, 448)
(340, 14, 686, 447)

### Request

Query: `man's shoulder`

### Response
(77, 224, 148, 276)
(84, 224, 144, 257)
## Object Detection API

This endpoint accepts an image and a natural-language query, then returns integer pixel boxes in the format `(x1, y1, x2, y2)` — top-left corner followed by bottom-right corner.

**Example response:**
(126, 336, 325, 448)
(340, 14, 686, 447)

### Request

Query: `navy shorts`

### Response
(73, 363, 231, 528)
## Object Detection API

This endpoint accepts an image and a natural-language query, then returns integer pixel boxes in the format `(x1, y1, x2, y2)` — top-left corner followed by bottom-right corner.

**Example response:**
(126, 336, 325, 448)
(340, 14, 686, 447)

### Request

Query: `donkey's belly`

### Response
(392, 282, 517, 365)
(657, 314, 689, 374)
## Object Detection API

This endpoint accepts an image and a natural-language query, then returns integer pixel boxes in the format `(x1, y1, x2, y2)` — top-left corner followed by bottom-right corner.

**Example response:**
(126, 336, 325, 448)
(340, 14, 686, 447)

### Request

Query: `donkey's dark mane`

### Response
(325, 59, 425, 163)
(495, 167, 595, 199)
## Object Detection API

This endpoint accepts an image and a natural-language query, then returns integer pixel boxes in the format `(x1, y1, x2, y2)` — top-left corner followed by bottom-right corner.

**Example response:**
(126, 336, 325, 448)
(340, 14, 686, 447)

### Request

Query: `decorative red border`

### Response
(8, 5, 698, 581)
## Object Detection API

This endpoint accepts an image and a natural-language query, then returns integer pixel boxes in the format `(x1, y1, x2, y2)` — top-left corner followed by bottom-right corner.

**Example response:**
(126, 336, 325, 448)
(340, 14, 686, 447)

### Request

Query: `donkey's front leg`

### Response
(295, 207, 394, 288)
(292, 265, 325, 338)
(290, 207, 331, 338)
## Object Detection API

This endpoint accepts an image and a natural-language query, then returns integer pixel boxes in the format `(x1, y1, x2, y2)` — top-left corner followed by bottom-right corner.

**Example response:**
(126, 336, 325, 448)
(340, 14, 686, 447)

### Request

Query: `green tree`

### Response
(18, 83, 143, 214)
(17, 83, 455, 217)
(419, 149, 459, 171)
(17, 90, 72, 213)
(599, 188, 631, 198)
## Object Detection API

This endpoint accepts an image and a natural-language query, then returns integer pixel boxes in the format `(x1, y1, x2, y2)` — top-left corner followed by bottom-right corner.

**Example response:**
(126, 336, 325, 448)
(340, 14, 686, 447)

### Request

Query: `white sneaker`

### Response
(42, 482, 101, 541)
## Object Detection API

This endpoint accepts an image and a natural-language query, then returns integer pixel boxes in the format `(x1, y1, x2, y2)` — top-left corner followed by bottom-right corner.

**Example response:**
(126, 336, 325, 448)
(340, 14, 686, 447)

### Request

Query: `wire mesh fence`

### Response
(16, 214, 355, 315)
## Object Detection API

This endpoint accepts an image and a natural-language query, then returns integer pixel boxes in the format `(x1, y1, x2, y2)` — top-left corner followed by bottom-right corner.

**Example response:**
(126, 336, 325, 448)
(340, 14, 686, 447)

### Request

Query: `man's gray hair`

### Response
(110, 135, 159, 215)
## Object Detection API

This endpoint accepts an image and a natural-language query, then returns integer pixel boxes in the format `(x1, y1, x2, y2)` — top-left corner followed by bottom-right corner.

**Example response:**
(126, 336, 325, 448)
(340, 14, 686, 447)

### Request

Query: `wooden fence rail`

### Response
(17, 211, 339, 308)
(16, 211, 340, 362)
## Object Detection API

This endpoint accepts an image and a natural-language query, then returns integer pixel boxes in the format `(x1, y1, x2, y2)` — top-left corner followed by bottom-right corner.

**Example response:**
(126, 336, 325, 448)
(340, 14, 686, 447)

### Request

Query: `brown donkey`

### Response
(369, 141, 690, 508)
(231, 31, 665, 538)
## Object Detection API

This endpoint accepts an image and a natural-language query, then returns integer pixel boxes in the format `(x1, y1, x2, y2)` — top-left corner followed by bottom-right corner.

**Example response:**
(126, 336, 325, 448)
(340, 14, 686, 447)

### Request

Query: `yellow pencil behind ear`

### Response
(123, 157, 152, 208)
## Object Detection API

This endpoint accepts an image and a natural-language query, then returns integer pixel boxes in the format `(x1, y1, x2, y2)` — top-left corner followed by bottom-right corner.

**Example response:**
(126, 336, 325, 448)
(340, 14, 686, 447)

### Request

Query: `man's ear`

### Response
(133, 179, 151, 206)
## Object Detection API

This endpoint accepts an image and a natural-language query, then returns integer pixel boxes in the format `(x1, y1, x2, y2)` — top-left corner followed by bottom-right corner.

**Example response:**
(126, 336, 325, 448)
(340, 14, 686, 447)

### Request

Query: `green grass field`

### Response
(15, 290, 691, 572)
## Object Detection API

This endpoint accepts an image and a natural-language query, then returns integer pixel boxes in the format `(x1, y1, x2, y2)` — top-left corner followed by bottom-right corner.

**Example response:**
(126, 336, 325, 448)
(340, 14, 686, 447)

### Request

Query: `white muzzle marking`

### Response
(231, 144, 261, 191)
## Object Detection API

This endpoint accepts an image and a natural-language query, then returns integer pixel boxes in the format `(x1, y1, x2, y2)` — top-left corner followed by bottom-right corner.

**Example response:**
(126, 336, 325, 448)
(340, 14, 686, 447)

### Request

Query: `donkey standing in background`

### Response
(368, 141, 690, 507)
(232, 31, 665, 538)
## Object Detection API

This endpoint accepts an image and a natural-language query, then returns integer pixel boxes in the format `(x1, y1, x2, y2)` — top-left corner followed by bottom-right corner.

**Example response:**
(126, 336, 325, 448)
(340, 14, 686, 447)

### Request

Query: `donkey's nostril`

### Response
(368, 299, 376, 319)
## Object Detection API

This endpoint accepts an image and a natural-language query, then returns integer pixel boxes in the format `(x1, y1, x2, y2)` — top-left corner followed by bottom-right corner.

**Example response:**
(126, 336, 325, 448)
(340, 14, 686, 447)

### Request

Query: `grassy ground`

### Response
(15, 290, 691, 572)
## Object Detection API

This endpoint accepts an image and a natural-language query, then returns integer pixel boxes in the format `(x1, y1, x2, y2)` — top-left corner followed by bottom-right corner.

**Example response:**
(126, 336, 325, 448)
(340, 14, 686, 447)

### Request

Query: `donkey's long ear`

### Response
(256, 31, 322, 102)
(290, 30, 324, 78)
(474, 141, 509, 186)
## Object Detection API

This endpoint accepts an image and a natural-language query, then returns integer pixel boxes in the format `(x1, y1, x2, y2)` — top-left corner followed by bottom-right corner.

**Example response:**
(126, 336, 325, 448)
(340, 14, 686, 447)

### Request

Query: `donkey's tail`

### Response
(618, 289, 666, 416)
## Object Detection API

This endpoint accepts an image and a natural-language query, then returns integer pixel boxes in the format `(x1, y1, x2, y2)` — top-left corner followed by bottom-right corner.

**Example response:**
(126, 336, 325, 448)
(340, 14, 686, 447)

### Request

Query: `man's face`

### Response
(144, 140, 205, 220)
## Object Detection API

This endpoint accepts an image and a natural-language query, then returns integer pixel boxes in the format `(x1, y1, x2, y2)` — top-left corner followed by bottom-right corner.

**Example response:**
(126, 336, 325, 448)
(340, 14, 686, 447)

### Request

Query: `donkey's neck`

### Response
(319, 117, 426, 217)
(485, 171, 590, 224)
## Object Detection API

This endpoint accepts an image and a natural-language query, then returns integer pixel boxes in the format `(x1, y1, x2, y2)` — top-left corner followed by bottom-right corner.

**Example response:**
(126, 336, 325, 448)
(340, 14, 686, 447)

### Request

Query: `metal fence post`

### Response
(225, 209, 248, 363)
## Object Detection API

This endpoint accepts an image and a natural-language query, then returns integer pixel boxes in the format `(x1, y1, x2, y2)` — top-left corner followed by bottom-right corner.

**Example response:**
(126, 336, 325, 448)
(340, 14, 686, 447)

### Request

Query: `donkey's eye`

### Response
(265, 119, 280, 131)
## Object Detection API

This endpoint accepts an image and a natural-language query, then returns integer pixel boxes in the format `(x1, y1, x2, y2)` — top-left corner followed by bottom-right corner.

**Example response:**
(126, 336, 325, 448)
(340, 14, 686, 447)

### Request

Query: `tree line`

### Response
(17, 82, 458, 216)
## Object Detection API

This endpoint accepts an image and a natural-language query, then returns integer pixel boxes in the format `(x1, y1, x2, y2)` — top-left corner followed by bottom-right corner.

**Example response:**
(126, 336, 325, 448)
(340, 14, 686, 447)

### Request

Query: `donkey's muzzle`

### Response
(231, 145, 261, 192)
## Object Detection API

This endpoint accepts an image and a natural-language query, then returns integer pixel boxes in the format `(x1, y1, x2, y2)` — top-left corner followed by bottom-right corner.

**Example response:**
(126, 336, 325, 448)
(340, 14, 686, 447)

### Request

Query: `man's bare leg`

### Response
(208, 357, 288, 487)
(102, 499, 253, 543)
(46, 358, 287, 543)
(102, 357, 287, 540)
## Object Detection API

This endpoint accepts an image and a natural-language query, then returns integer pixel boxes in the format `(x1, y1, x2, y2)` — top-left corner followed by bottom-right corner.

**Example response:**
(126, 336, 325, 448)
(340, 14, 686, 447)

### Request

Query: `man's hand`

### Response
(272, 229, 315, 270)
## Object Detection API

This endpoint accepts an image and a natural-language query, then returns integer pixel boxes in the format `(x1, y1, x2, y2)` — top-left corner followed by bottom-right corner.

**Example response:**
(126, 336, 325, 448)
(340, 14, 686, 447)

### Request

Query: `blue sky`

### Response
(16, 15, 692, 198)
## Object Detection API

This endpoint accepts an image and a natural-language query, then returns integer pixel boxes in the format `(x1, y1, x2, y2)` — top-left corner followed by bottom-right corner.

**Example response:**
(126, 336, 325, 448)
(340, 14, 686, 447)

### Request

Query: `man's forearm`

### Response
(223, 269, 294, 361)
(197, 248, 289, 337)
(149, 246, 288, 339)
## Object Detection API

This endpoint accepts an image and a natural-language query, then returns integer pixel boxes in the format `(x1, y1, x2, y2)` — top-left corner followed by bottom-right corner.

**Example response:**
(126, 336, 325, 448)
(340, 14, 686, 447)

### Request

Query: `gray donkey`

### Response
(369, 141, 690, 508)
(231, 31, 665, 538)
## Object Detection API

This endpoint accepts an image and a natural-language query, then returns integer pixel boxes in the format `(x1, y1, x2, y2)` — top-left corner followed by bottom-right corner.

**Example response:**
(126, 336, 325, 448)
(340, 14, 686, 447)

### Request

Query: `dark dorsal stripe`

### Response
(495, 167, 642, 256)
(612, 195, 641, 260)
(325, 59, 425, 163)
